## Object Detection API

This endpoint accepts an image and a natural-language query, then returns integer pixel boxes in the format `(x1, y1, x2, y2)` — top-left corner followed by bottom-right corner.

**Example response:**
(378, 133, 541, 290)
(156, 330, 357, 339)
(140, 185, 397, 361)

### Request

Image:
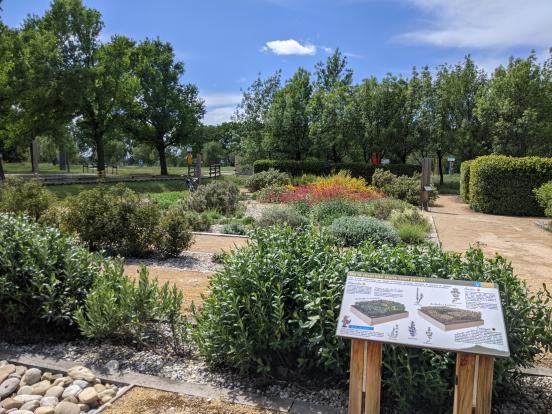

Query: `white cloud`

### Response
(203, 93, 242, 107)
(262, 39, 316, 55)
(398, 0, 552, 49)
(203, 106, 235, 125)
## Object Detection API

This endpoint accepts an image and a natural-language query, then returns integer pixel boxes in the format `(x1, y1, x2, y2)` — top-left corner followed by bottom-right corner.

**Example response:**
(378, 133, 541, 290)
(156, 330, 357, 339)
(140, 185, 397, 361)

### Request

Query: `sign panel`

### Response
(336, 272, 510, 357)
(447, 155, 456, 161)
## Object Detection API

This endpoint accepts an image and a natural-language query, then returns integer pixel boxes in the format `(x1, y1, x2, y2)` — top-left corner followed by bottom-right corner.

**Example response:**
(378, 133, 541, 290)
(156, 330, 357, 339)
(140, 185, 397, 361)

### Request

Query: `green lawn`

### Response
(48, 180, 190, 199)
(4, 162, 235, 176)
(434, 173, 459, 194)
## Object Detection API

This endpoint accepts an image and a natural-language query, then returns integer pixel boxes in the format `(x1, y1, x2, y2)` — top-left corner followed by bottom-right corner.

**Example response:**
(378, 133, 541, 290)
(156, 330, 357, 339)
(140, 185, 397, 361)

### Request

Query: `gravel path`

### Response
(126, 251, 221, 273)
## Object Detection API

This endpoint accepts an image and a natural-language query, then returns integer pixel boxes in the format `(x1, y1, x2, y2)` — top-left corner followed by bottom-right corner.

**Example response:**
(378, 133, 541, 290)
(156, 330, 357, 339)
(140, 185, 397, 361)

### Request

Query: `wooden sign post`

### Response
(338, 272, 509, 414)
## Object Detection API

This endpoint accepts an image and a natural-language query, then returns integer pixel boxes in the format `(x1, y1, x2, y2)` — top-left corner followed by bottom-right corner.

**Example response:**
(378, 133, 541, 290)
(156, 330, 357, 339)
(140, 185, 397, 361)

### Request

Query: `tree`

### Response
(265, 67, 312, 160)
(234, 72, 281, 163)
(126, 38, 205, 176)
(309, 49, 355, 162)
(476, 51, 552, 157)
(202, 141, 225, 165)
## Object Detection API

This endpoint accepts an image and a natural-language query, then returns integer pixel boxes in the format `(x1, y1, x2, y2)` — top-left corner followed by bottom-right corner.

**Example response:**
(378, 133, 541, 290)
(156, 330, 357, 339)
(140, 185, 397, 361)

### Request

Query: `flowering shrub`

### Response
(280, 171, 384, 204)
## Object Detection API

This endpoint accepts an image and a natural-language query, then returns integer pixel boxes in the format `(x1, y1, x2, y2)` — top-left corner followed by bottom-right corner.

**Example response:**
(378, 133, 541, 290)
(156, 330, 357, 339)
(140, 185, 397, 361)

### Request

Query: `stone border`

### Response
(423, 211, 440, 245)
(192, 231, 250, 239)
(0, 352, 345, 414)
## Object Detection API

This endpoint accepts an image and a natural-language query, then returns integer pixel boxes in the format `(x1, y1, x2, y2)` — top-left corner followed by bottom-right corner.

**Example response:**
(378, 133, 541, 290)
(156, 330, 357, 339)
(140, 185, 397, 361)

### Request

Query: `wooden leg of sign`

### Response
(364, 341, 382, 414)
(349, 339, 365, 414)
(475, 356, 494, 414)
(453, 352, 477, 414)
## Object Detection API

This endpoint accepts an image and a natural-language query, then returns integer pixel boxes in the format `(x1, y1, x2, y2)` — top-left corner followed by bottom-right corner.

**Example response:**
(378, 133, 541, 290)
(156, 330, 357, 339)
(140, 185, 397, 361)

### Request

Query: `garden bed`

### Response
(350, 300, 409, 325)
(418, 306, 484, 331)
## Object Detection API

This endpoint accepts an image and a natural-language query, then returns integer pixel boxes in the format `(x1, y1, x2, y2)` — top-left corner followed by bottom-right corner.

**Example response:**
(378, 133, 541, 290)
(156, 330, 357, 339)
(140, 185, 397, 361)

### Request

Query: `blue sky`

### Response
(2, 0, 552, 124)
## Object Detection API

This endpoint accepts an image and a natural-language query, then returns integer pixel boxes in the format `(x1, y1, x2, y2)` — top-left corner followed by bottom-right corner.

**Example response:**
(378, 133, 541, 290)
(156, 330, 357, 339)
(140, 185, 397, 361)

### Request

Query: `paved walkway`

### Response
(430, 195, 552, 291)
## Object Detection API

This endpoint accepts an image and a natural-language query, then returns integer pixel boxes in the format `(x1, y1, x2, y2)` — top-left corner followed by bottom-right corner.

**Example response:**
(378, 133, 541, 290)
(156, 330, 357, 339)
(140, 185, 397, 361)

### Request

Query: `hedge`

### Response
(253, 160, 420, 179)
(459, 160, 473, 202)
(469, 155, 552, 216)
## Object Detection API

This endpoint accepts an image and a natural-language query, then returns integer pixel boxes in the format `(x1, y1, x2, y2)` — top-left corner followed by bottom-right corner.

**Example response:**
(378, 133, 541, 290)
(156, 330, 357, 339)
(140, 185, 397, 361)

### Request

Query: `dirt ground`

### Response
(124, 265, 213, 314)
(430, 195, 552, 291)
(104, 387, 276, 414)
(190, 233, 249, 253)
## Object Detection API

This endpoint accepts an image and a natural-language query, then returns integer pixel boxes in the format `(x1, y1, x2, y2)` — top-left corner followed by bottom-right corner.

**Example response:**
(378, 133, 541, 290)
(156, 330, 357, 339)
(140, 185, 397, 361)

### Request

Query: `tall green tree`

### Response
(476, 51, 552, 157)
(126, 38, 204, 175)
(265, 67, 312, 160)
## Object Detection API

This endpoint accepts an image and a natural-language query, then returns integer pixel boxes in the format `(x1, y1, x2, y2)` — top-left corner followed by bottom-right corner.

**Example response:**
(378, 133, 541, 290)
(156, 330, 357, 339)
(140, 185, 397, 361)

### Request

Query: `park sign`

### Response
(337, 272, 510, 414)
(336, 272, 509, 357)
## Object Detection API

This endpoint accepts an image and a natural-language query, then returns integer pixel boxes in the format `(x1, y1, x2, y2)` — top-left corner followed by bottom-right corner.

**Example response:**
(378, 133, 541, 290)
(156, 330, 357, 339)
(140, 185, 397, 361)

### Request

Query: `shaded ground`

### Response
(430, 195, 552, 291)
(102, 387, 277, 414)
(125, 265, 213, 314)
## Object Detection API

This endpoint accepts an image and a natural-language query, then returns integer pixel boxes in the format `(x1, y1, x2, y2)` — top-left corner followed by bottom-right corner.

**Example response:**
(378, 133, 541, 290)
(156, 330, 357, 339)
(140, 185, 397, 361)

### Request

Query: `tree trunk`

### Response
(331, 145, 341, 163)
(437, 150, 444, 185)
(31, 140, 39, 174)
(0, 152, 5, 181)
(59, 149, 66, 171)
(158, 145, 168, 176)
(95, 133, 106, 177)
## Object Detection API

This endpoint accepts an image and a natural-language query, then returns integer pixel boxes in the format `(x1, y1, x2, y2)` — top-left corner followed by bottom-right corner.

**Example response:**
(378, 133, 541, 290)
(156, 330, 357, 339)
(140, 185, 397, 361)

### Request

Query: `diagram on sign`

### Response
(336, 272, 510, 357)
(350, 300, 409, 325)
(418, 306, 484, 331)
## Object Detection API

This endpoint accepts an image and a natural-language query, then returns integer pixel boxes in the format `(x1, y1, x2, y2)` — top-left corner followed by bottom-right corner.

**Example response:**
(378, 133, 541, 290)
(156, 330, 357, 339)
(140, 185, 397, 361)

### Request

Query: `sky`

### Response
(2, 0, 552, 125)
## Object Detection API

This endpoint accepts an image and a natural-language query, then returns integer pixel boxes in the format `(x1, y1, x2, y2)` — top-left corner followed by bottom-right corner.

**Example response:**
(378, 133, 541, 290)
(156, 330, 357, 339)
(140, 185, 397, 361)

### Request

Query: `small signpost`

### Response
(336, 272, 509, 414)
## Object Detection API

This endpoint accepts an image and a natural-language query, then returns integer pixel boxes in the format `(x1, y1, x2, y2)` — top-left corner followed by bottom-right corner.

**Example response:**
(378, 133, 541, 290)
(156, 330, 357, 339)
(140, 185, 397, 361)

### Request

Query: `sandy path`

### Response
(124, 265, 213, 314)
(430, 195, 552, 291)
(189, 233, 249, 253)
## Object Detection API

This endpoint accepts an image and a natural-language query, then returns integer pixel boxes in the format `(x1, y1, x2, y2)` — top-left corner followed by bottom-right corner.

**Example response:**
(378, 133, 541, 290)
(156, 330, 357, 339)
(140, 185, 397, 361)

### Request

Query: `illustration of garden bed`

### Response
(350, 300, 409, 325)
(418, 306, 484, 331)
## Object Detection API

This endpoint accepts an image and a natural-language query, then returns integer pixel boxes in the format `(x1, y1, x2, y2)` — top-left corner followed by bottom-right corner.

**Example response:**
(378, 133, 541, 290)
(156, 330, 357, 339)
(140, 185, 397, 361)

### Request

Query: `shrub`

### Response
(176, 209, 212, 231)
(222, 222, 248, 235)
(534, 181, 552, 218)
(75, 260, 187, 351)
(394, 222, 429, 244)
(0, 177, 56, 220)
(155, 208, 194, 259)
(256, 184, 288, 203)
(372, 169, 438, 205)
(469, 155, 552, 216)
(246, 168, 290, 192)
(62, 185, 161, 257)
(389, 209, 432, 244)
(258, 205, 307, 228)
(193, 226, 552, 411)
(253, 159, 421, 179)
(310, 199, 361, 225)
(189, 181, 239, 215)
(362, 198, 415, 220)
(459, 160, 473, 202)
(0, 214, 99, 328)
(327, 216, 400, 247)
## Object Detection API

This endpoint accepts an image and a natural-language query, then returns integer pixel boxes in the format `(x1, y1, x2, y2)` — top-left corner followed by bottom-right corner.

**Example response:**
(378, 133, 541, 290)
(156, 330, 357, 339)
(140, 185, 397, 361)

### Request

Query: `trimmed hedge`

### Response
(459, 160, 472, 202)
(253, 160, 420, 180)
(469, 155, 552, 216)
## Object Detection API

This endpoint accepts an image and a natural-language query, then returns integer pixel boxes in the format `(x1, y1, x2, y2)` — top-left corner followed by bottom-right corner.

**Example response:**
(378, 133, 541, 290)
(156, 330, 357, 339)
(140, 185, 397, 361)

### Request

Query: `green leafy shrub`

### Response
(62, 185, 161, 257)
(327, 216, 400, 247)
(393, 222, 429, 244)
(256, 184, 288, 203)
(258, 205, 307, 228)
(246, 168, 290, 192)
(178, 209, 212, 231)
(389, 208, 431, 243)
(0, 177, 56, 220)
(310, 198, 361, 225)
(253, 159, 421, 180)
(155, 208, 194, 259)
(534, 181, 552, 218)
(147, 191, 187, 210)
(372, 169, 438, 205)
(0, 213, 99, 328)
(194, 226, 552, 411)
(189, 181, 239, 215)
(75, 260, 187, 351)
(362, 198, 415, 220)
(222, 222, 248, 235)
(469, 155, 552, 215)
(459, 160, 473, 202)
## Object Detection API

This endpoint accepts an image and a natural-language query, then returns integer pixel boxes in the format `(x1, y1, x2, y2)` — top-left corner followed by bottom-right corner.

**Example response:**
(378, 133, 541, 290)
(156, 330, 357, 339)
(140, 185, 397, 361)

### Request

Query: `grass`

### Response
(48, 180, 189, 199)
(434, 173, 459, 195)
(4, 162, 235, 177)
(146, 191, 188, 210)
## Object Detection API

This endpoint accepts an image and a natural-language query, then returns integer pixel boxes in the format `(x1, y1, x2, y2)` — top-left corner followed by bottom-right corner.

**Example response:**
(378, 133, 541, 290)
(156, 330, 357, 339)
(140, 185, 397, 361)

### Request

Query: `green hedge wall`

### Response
(469, 155, 552, 216)
(459, 160, 473, 202)
(253, 160, 421, 179)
